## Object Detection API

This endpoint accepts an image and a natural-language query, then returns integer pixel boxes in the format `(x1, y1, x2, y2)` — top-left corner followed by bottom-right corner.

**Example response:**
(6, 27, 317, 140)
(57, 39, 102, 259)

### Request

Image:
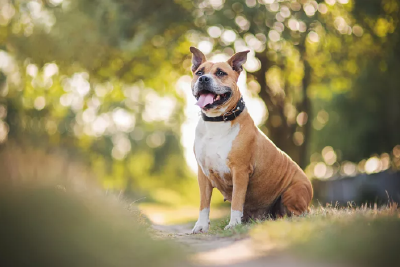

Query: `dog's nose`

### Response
(199, 75, 210, 83)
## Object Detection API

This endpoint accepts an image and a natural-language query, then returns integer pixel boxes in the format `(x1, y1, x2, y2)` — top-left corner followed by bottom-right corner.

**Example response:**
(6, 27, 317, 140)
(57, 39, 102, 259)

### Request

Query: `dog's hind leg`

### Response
(280, 176, 313, 216)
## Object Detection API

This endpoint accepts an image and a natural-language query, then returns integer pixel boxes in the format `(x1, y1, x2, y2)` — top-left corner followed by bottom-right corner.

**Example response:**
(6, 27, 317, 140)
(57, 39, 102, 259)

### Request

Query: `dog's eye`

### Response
(196, 71, 203, 76)
(216, 70, 226, 77)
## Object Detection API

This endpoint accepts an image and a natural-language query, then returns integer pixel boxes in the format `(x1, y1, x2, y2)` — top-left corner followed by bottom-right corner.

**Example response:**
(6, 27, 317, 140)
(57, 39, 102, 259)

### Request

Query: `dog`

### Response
(189, 47, 313, 233)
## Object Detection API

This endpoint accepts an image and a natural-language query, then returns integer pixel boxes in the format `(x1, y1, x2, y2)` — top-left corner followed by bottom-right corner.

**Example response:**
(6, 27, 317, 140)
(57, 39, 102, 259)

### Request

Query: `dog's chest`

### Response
(194, 121, 240, 179)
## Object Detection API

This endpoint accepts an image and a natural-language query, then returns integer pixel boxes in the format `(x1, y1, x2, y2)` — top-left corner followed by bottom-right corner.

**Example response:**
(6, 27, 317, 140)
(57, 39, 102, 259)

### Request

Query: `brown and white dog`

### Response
(190, 47, 313, 233)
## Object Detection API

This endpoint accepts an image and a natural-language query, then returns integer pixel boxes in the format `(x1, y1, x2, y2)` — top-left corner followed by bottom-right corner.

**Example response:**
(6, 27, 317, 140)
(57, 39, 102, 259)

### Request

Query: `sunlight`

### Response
(34, 96, 46, 110)
(245, 0, 257, 8)
(221, 30, 237, 44)
(353, 25, 364, 37)
(112, 108, 135, 132)
(304, 3, 316, 17)
(1, 1, 400, 266)
(268, 30, 281, 42)
(198, 40, 213, 55)
(288, 18, 300, 31)
(146, 132, 166, 148)
(244, 55, 261, 72)
(322, 146, 337, 165)
(325, 0, 336, 5)
(142, 90, 176, 122)
(393, 145, 400, 158)
(26, 64, 38, 77)
(92, 115, 110, 137)
(314, 162, 327, 178)
(0, 120, 9, 143)
(49, 0, 64, 6)
(65, 73, 91, 97)
(365, 157, 381, 174)
(207, 26, 222, 38)
(111, 133, 131, 160)
(209, 0, 224, 10)
(341, 161, 357, 176)
(43, 63, 59, 78)
(262, 0, 275, 4)
(318, 3, 328, 14)
(235, 16, 250, 31)
(308, 31, 320, 43)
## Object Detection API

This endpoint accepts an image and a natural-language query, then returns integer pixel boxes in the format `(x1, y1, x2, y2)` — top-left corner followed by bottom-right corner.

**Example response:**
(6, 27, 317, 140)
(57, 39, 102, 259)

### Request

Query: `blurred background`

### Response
(1, 0, 400, 224)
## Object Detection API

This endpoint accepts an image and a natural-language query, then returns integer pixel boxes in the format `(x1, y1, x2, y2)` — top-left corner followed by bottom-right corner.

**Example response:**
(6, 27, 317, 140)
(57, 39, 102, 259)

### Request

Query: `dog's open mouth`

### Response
(195, 90, 231, 109)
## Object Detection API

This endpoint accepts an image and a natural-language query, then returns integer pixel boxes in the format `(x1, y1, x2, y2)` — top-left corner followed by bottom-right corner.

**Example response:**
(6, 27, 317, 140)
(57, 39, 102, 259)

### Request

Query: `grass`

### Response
(208, 217, 262, 237)
(0, 146, 186, 267)
(205, 203, 400, 266)
(250, 203, 400, 267)
(0, 183, 186, 267)
(2, 145, 399, 267)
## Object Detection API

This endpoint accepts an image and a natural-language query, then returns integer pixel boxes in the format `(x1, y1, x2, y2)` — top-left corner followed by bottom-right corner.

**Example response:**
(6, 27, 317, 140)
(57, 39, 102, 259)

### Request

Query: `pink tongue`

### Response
(196, 93, 215, 108)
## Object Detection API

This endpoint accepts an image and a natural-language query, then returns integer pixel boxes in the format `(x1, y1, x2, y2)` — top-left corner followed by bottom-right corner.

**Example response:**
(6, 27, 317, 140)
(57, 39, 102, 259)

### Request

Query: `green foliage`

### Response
(191, 0, 400, 167)
(1, 0, 400, 201)
(310, 0, 400, 163)
(0, 0, 197, 201)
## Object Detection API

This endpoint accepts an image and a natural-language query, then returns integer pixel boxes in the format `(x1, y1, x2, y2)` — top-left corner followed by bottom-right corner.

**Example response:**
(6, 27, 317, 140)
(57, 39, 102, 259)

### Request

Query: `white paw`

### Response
(192, 221, 210, 234)
(224, 210, 242, 230)
(224, 219, 241, 230)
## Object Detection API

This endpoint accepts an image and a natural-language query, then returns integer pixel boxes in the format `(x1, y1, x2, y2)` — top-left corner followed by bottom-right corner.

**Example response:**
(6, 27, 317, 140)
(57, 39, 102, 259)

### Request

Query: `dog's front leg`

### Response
(192, 166, 213, 234)
(225, 167, 249, 230)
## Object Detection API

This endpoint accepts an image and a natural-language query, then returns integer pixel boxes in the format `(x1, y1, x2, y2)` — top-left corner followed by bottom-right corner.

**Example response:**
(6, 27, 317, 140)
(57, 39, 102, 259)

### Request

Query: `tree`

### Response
(0, 0, 197, 201)
(192, 0, 400, 169)
(310, 0, 400, 163)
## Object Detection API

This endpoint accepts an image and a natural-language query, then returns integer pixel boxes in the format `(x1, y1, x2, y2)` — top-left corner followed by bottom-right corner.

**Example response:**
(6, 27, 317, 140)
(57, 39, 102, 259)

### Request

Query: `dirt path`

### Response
(152, 223, 337, 267)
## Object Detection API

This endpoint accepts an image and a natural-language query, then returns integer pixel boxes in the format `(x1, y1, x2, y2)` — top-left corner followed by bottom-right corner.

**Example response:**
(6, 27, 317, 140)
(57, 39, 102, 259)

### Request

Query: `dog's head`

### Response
(190, 47, 249, 117)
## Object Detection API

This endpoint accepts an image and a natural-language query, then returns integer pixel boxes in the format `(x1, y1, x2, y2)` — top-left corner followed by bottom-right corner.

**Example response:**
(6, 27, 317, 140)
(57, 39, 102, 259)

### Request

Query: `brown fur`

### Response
(191, 48, 313, 223)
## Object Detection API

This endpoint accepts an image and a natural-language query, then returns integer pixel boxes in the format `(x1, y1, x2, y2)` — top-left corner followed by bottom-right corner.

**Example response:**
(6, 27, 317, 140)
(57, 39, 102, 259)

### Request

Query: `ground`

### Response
(147, 204, 400, 267)
(152, 222, 338, 267)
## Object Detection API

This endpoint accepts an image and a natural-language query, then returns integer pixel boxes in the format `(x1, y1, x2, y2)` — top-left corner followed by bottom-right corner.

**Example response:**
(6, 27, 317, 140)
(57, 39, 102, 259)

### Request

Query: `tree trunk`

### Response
(254, 52, 300, 164)
(253, 50, 311, 169)
(298, 44, 312, 169)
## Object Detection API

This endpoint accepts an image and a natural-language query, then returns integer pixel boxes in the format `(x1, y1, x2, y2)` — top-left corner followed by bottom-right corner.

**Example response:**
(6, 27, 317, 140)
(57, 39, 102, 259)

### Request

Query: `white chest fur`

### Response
(194, 119, 240, 178)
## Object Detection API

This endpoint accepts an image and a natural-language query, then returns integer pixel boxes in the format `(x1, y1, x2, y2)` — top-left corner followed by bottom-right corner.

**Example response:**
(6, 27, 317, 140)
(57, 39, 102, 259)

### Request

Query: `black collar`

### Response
(201, 97, 245, 122)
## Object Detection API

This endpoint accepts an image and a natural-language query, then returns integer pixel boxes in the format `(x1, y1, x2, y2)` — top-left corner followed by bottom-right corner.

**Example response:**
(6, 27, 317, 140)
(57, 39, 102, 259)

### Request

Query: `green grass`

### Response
(0, 146, 188, 267)
(208, 217, 263, 237)
(205, 204, 400, 266)
(250, 203, 400, 267)
(0, 183, 185, 267)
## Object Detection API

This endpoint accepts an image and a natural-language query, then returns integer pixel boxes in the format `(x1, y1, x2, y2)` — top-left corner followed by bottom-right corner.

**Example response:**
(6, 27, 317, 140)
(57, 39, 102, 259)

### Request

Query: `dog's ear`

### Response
(227, 50, 250, 73)
(190, 47, 207, 73)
